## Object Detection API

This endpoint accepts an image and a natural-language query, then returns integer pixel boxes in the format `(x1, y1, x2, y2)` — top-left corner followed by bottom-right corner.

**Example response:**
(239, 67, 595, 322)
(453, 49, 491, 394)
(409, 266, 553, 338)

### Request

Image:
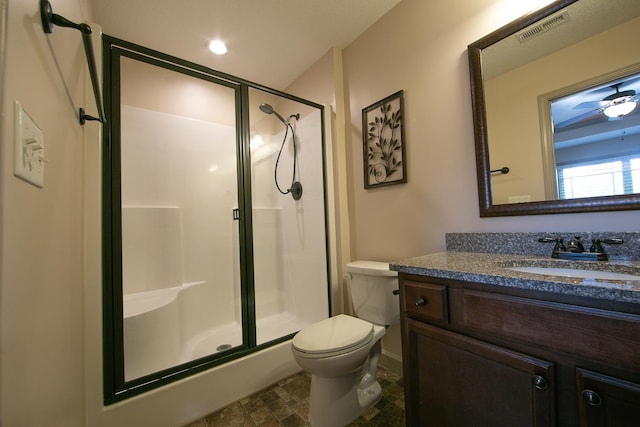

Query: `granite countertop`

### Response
(390, 252, 640, 304)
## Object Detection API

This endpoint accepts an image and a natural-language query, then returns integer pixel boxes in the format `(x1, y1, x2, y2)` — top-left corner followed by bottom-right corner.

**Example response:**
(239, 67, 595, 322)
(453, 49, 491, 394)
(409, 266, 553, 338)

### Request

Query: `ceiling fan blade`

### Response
(555, 108, 603, 129)
(574, 100, 606, 109)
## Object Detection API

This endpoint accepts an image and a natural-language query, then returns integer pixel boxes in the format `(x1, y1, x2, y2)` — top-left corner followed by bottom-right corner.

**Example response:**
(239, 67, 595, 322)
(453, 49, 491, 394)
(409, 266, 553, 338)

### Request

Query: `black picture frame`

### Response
(362, 90, 407, 188)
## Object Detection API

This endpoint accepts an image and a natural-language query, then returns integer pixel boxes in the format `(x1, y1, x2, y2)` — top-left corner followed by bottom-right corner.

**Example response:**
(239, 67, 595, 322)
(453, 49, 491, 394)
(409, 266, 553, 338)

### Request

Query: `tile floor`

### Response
(185, 366, 405, 427)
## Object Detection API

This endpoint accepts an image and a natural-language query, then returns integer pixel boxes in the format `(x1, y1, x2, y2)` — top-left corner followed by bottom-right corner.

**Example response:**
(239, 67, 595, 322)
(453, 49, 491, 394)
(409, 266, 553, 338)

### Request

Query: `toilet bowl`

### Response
(291, 261, 399, 427)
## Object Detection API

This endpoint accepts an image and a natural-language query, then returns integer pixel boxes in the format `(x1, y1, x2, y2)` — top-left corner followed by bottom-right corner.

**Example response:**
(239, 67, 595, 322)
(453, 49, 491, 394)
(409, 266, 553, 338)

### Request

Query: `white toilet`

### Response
(291, 261, 400, 427)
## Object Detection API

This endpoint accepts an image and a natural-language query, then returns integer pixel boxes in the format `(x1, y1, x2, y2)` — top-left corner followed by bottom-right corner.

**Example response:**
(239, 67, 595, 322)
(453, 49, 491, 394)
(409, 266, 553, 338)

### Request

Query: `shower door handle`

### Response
(232, 208, 240, 220)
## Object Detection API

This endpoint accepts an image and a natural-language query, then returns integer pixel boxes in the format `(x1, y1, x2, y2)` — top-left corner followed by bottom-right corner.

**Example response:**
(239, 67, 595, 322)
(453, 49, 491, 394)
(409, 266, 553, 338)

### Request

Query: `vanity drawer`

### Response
(402, 281, 449, 323)
(462, 290, 640, 371)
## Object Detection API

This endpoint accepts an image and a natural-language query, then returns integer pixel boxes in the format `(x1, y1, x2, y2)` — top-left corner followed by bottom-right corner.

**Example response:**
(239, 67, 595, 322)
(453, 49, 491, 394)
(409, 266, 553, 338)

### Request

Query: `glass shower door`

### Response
(103, 37, 331, 403)
(118, 54, 243, 381)
(248, 88, 329, 345)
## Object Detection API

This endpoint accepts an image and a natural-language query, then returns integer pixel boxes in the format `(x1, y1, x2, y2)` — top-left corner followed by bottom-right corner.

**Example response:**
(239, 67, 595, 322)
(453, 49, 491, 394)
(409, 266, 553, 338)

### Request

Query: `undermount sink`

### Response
(508, 266, 640, 281)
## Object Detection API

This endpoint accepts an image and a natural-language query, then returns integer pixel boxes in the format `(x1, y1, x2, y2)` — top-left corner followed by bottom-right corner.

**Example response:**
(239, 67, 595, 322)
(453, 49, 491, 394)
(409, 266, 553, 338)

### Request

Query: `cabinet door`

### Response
(405, 319, 555, 427)
(577, 368, 640, 427)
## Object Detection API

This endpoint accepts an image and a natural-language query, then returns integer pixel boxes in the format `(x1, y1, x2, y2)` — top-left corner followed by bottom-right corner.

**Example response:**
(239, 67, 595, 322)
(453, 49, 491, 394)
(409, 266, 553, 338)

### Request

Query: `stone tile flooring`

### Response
(185, 366, 405, 426)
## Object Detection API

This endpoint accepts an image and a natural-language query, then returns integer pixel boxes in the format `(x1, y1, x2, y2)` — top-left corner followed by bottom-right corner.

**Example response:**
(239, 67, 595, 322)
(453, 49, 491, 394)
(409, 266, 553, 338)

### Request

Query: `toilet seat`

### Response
(292, 314, 373, 358)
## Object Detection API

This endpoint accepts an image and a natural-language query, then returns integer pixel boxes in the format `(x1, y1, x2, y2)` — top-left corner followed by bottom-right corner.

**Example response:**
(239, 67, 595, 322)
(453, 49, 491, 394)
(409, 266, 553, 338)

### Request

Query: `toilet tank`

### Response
(346, 261, 399, 326)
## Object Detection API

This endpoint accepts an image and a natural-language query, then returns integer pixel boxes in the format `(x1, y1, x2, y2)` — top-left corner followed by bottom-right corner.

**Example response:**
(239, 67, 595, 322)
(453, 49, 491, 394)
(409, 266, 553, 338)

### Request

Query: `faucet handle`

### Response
(590, 238, 623, 253)
(538, 237, 556, 243)
(538, 237, 566, 254)
(600, 238, 623, 245)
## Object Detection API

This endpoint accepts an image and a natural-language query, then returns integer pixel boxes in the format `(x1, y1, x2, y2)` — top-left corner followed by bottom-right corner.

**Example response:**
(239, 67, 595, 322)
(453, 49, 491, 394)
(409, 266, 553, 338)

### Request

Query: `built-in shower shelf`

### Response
(123, 281, 205, 318)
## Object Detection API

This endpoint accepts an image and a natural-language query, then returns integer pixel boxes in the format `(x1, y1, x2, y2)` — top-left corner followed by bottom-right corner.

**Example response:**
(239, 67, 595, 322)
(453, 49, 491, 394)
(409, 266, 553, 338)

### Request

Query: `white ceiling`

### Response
(90, 0, 402, 90)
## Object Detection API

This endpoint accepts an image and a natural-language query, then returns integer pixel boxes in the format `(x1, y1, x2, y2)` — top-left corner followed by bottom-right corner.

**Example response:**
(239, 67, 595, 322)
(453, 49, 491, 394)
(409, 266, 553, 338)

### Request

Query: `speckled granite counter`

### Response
(390, 252, 640, 304)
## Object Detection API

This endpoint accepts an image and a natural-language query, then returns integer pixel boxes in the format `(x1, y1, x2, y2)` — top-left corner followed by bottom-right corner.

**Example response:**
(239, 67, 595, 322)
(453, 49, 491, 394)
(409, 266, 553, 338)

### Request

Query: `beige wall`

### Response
(286, 48, 355, 317)
(0, 0, 91, 425)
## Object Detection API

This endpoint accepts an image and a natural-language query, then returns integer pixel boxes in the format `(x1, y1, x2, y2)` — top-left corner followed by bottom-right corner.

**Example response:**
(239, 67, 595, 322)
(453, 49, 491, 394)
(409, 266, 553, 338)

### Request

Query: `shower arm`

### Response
(39, 0, 106, 125)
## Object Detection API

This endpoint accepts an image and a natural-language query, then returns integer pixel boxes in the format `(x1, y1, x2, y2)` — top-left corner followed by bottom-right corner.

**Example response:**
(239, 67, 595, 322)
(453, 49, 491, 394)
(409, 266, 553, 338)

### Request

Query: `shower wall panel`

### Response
(121, 206, 183, 293)
(120, 104, 242, 380)
(280, 110, 329, 326)
(121, 105, 239, 329)
(250, 104, 329, 345)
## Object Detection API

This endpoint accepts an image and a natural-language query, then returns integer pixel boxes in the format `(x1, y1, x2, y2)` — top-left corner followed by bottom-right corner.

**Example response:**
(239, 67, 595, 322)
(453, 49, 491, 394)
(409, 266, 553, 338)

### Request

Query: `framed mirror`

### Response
(468, 0, 640, 216)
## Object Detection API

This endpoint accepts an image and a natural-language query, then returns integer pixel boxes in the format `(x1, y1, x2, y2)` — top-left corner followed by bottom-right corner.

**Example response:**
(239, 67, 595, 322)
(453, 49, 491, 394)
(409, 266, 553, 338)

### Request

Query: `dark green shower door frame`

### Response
(101, 35, 330, 404)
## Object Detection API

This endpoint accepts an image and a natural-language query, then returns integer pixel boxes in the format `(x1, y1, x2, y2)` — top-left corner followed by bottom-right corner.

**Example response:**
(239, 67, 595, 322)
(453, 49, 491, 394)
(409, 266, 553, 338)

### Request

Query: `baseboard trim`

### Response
(380, 350, 403, 376)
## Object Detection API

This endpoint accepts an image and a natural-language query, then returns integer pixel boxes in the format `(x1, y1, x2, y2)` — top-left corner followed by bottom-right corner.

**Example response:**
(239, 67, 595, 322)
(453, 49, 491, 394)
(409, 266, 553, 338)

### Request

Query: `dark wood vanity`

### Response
(395, 253, 640, 427)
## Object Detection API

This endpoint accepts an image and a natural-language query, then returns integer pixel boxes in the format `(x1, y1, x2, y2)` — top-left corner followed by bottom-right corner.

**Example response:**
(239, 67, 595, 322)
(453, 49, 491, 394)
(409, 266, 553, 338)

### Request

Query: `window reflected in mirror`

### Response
(544, 69, 640, 200)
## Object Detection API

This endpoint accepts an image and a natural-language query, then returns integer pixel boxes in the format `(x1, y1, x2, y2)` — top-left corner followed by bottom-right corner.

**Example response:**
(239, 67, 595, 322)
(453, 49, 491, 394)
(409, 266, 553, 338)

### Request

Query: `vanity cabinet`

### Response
(399, 274, 640, 427)
(576, 368, 640, 427)
(406, 320, 554, 426)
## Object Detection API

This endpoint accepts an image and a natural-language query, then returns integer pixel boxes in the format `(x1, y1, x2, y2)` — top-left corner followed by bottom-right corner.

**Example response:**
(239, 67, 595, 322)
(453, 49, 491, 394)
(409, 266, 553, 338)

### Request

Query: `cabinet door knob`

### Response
(533, 375, 547, 390)
(415, 297, 427, 307)
(582, 389, 602, 407)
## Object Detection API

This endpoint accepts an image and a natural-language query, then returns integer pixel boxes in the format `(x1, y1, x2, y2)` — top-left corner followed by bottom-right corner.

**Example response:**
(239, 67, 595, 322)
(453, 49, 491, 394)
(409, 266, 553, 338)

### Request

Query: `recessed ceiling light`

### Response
(208, 40, 227, 55)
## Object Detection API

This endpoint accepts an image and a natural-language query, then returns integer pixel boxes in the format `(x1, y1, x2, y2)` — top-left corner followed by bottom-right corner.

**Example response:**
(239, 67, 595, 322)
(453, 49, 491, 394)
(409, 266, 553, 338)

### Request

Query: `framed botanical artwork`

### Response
(362, 90, 407, 188)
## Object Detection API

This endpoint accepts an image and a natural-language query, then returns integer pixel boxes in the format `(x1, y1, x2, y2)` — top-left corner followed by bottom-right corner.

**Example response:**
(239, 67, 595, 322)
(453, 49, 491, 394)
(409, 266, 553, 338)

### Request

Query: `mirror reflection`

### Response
(546, 69, 640, 201)
(470, 0, 640, 216)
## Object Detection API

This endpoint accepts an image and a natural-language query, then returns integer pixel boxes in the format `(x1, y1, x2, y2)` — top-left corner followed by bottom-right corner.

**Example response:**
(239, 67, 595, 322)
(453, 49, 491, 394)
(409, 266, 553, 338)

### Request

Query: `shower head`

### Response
(259, 103, 288, 125)
(259, 103, 274, 114)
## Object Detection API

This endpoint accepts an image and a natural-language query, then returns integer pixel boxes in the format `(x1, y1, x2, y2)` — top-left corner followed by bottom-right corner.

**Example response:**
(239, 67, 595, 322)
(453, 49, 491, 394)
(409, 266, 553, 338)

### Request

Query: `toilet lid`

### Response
(292, 314, 373, 355)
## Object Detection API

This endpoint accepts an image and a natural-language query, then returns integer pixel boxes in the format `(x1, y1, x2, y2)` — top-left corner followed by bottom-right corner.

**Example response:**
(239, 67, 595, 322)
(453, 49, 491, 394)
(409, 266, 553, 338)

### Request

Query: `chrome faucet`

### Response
(538, 236, 623, 261)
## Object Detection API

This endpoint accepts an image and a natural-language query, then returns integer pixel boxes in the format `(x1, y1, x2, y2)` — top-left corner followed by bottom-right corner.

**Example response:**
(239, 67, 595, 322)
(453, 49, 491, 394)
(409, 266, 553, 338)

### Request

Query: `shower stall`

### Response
(102, 37, 330, 402)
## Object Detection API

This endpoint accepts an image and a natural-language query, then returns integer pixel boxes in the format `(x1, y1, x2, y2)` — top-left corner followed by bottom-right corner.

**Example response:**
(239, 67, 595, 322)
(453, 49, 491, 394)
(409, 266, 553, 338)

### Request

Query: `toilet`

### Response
(291, 261, 399, 427)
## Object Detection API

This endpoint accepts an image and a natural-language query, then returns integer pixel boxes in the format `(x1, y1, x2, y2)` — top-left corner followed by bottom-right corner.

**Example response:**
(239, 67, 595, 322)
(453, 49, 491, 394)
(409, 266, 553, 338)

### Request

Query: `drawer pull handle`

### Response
(415, 297, 427, 307)
(392, 289, 400, 295)
(582, 390, 602, 407)
(533, 375, 547, 390)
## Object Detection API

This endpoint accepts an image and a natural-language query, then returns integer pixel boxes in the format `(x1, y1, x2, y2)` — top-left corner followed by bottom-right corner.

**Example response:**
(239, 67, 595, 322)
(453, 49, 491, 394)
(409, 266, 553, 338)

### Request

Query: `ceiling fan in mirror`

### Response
(554, 77, 640, 130)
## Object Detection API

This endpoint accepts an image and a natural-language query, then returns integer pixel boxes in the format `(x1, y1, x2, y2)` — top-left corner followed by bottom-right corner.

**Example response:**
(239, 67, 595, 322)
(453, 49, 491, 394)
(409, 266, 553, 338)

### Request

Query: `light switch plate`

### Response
(14, 101, 45, 188)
